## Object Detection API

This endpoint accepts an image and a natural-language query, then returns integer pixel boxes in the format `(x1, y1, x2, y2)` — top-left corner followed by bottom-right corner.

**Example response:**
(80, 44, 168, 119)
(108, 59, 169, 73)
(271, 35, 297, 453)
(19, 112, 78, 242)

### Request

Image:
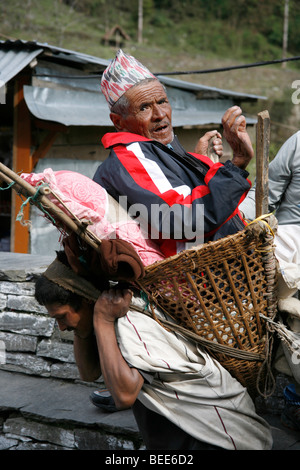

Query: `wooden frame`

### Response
(11, 75, 32, 253)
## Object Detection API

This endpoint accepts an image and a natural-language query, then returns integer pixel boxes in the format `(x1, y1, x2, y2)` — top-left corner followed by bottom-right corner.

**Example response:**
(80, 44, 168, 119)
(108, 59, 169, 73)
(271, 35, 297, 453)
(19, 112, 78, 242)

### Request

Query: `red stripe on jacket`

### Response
(113, 144, 211, 206)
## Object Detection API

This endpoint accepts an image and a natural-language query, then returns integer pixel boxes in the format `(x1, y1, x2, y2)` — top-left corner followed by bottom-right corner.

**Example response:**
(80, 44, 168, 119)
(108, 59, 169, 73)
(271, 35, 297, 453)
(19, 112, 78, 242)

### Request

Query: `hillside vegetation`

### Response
(1, 0, 300, 157)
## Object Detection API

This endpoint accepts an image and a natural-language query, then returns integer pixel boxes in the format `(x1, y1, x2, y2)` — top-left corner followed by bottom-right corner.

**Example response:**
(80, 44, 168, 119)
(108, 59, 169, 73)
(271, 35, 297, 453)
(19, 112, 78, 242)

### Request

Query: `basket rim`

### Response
(143, 215, 276, 274)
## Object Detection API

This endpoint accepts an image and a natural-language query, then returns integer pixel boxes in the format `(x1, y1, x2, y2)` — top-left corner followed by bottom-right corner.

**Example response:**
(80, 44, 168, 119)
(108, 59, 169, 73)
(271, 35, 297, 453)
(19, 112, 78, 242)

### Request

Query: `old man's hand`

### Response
(222, 106, 254, 170)
(194, 130, 223, 160)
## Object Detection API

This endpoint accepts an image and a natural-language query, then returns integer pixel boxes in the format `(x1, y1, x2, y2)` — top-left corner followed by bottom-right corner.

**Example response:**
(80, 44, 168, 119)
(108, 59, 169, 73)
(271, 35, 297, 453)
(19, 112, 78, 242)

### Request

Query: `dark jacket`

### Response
(93, 132, 251, 257)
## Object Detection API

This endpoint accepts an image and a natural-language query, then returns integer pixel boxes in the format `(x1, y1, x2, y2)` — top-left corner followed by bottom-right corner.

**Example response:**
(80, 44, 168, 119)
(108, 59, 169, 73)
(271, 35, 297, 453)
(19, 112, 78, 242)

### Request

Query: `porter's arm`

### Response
(73, 332, 101, 382)
(93, 289, 144, 409)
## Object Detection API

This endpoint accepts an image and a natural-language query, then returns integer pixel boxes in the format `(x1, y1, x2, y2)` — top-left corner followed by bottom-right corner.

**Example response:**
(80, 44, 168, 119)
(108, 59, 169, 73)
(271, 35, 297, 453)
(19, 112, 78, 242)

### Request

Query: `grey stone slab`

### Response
(2, 352, 51, 376)
(0, 293, 6, 310)
(0, 332, 37, 352)
(50, 362, 80, 380)
(0, 253, 54, 281)
(7, 294, 47, 314)
(4, 416, 75, 448)
(0, 281, 36, 296)
(14, 441, 68, 450)
(0, 311, 55, 336)
(0, 435, 18, 450)
(37, 339, 75, 363)
(0, 370, 139, 436)
(263, 414, 300, 450)
(74, 428, 137, 450)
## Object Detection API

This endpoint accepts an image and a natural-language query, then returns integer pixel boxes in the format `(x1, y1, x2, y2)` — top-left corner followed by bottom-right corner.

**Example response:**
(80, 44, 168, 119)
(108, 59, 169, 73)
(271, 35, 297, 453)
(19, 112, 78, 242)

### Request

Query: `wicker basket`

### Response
(0, 162, 278, 397)
(137, 216, 278, 397)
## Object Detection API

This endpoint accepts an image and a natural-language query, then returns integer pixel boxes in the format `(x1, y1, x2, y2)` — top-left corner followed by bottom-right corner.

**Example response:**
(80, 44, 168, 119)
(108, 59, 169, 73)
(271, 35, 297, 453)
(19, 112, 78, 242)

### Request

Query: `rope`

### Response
(154, 56, 300, 76)
(33, 55, 300, 80)
(0, 181, 15, 190)
(245, 213, 276, 238)
(255, 333, 276, 398)
(131, 303, 266, 361)
(15, 183, 56, 226)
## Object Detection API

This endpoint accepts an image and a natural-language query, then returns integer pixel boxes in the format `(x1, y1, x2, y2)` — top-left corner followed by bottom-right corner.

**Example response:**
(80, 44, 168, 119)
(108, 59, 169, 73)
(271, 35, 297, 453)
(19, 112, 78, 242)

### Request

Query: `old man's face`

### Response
(113, 80, 174, 145)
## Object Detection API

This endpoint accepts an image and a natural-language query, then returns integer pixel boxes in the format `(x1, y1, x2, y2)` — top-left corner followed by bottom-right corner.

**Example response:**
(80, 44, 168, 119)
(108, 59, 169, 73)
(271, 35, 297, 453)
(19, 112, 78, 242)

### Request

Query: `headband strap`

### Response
(43, 258, 100, 302)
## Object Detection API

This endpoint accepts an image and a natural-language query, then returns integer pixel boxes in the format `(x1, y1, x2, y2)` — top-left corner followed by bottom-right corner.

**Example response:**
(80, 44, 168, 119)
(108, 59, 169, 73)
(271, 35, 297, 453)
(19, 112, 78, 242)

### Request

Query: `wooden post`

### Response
(138, 0, 143, 44)
(11, 75, 32, 253)
(32, 120, 66, 168)
(282, 0, 289, 68)
(255, 110, 270, 218)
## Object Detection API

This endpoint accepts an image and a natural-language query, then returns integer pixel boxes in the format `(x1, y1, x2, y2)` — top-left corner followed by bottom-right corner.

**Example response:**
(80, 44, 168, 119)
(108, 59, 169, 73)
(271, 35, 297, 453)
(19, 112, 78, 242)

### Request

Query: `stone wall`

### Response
(0, 252, 102, 385)
(0, 253, 143, 451)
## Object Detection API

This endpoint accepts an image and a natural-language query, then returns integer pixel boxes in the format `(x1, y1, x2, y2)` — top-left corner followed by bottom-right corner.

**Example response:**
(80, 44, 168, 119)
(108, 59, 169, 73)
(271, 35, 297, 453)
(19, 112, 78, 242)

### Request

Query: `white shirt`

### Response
(115, 297, 273, 450)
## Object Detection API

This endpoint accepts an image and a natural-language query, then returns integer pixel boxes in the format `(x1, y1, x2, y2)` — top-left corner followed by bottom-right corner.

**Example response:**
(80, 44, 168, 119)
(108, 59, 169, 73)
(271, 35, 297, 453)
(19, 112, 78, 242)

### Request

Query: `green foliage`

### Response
(147, 0, 300, 63)
(1, 0, 299, 64)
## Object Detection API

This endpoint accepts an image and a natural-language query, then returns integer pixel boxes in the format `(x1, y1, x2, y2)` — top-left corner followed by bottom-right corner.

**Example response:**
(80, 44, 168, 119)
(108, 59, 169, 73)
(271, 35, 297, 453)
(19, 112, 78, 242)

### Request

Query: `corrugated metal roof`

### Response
(0, 39, 110, 67)
(0, 47, 43, 85)
(34, 64, 101, 93)
(159, 75, 266, 101)
(0, 39, 109, 87)
(24, 86, 111, 126)
(0, 39, 265, 100)
(0, 39, 262, 127)
(24, 85, 257, 127)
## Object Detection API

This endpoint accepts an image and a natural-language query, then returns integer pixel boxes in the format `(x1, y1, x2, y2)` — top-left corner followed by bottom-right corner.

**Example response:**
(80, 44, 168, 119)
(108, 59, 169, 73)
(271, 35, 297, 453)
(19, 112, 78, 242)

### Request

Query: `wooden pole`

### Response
(138, 0, 143, 44)
(11, 75, 32, 253)
(255, 110, 270, 218)
(0, 163, 102, 252)
(282, 0, 289, 69)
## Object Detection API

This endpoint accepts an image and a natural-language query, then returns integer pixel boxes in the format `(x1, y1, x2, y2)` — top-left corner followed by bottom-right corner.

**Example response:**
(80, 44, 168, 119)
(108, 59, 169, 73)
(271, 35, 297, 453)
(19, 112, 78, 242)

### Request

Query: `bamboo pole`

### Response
(0, 163, 102, 252)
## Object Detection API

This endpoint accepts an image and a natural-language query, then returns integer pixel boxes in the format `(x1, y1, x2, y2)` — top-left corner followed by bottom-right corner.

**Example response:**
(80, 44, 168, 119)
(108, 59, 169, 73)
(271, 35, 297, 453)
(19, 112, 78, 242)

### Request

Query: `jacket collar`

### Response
(102, 132, 151, 149)
(101, 131, 214, 169)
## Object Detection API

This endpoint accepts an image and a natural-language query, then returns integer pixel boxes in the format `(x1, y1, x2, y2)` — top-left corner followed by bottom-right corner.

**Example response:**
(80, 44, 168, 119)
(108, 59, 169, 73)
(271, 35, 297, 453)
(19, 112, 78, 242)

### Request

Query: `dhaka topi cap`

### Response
(101, 49, 157, 109)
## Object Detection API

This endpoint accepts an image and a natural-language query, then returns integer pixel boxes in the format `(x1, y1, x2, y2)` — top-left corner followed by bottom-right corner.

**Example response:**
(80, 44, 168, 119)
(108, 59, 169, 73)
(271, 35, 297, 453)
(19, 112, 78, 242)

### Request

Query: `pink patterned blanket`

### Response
(21, 169, 164, 266)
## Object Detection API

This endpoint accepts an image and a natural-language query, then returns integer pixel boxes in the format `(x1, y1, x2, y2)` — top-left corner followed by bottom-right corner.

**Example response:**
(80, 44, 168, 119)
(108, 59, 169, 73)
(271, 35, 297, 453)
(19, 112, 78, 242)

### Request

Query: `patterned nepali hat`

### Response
(101, 49, 157, 109)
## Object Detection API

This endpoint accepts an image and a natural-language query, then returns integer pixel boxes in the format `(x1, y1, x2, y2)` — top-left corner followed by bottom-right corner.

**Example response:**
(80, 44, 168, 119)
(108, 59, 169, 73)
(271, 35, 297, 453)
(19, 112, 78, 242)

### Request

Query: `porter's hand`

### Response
(94, 289, 132, 324)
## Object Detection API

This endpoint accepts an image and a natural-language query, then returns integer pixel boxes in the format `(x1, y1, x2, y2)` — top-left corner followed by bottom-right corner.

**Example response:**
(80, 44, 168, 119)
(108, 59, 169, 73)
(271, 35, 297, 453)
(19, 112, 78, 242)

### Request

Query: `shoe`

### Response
(281, 384, 300, 431)
(90, 390, 118, 412)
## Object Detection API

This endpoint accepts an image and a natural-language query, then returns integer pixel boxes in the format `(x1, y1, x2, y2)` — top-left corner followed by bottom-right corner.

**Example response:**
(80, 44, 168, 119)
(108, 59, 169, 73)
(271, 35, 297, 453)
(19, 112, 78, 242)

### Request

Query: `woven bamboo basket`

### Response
(0, 156, 278, 397)
(137, 216, 278, 398)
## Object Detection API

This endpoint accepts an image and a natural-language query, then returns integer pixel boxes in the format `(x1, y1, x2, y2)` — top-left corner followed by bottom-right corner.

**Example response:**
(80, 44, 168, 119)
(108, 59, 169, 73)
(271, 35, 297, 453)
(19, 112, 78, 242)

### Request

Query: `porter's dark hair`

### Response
(35, 275, 83, 310)
(34, 251, 83, 310)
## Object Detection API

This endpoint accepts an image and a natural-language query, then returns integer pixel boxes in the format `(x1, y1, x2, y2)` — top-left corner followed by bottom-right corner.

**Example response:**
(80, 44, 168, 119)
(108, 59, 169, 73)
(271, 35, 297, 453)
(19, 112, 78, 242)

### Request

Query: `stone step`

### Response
(0, 370, 143, 450)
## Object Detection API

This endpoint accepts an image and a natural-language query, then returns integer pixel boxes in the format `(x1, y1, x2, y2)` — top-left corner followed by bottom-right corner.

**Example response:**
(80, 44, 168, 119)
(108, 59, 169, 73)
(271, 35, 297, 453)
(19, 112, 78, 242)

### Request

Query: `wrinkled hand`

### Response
(222, 106, 254, 169)
(194, 130, 223, 160)
(94, 288, 133, 324)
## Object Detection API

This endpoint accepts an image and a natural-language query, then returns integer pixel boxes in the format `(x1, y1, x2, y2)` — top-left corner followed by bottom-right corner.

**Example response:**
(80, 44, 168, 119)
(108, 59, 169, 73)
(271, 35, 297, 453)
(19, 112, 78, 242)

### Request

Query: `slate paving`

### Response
(0, 369, 300, 450)
(0, 370, 137, 431)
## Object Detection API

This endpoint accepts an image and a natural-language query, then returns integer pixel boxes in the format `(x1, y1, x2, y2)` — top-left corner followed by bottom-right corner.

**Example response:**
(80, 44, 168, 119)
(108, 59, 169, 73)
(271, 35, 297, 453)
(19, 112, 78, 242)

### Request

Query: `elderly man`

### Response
(93, 50, 253, 257)
(35, 252, 273, 450)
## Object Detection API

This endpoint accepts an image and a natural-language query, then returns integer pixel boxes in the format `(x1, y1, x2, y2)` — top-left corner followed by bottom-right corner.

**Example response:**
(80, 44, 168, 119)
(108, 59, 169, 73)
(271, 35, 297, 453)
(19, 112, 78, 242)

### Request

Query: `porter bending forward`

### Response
(35, 254, 273, 450)
(94, 50, 253, 257)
